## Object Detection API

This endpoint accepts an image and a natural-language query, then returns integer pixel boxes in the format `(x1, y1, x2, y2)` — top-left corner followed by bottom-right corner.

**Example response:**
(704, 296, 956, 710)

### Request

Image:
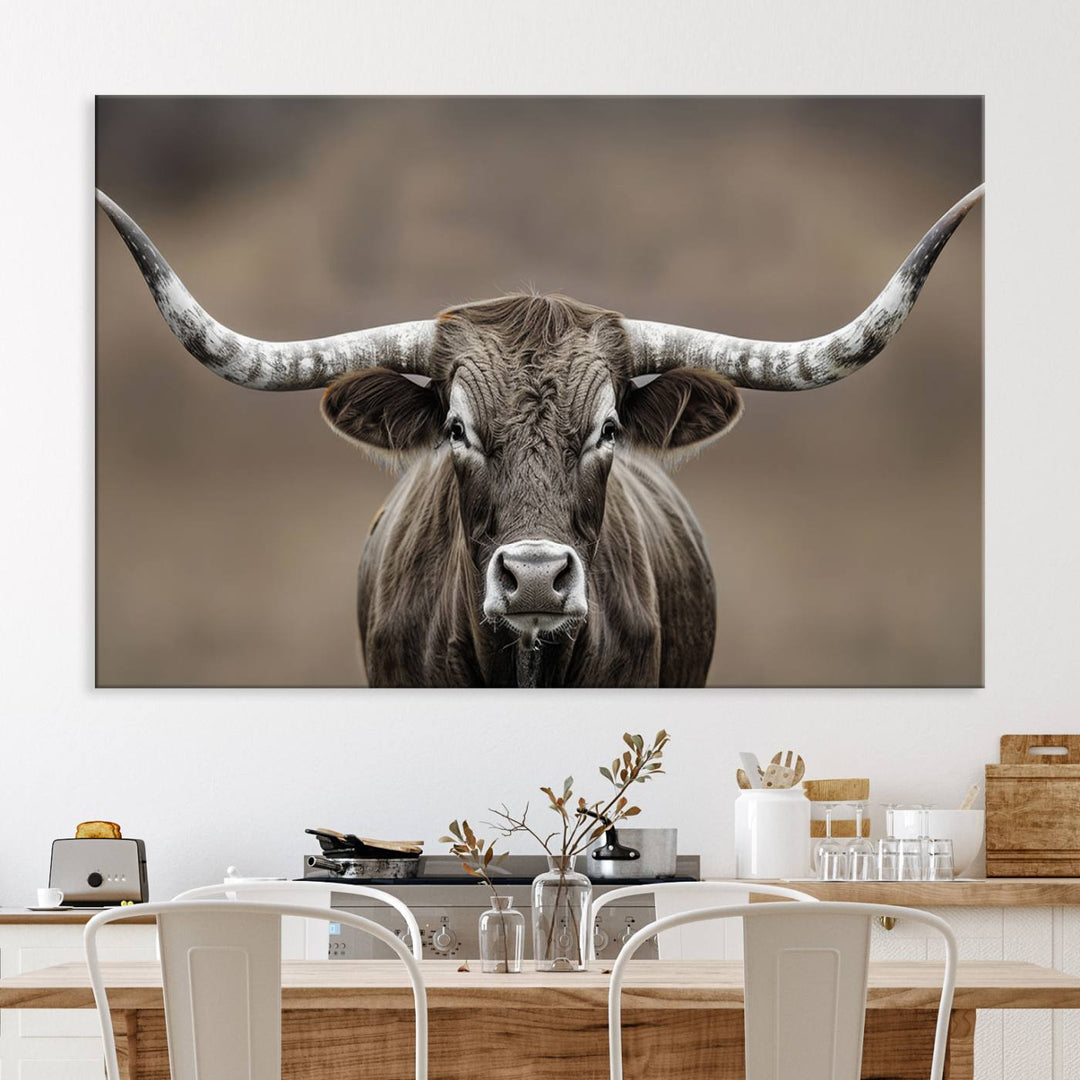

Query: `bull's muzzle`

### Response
(483, 540, 587, 633)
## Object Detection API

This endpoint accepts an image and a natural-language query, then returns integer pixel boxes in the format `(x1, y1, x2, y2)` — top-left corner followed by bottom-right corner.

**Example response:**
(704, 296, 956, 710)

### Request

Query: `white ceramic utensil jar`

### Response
(734, 789, 812, 878)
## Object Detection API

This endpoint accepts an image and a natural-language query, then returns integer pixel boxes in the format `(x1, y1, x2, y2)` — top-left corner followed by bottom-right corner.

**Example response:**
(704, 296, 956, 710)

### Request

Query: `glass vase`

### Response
(479, 895, 525, 973)
(531, 855, 593, 971)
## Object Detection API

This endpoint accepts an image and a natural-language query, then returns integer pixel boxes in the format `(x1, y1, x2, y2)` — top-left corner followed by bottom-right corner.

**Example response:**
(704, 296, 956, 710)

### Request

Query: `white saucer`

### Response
(28, 905, 74, 911)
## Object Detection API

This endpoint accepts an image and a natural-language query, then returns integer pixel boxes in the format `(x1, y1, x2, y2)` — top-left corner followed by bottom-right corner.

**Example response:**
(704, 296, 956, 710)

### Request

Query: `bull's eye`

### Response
(599, 418, 618, 446)
(448, 418, 467, 445)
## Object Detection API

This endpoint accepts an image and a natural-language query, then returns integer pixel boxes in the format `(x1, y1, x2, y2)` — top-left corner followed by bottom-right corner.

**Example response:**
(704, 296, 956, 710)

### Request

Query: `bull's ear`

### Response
(321, 368, 443, 460)
(620, 368, 743, 456)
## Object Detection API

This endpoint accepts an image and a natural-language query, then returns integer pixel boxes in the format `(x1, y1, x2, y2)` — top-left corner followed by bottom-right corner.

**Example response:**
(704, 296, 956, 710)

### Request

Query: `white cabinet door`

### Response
(1059, 907, 1080, 1079)
(869, 905, 1060, 1080)
(0, 921, 156, 1079)
(1001, 908, 1055, 1080)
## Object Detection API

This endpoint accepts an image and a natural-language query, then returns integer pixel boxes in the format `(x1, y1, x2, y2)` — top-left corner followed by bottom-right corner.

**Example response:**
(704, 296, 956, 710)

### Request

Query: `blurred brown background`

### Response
(95, 97, 982, 687)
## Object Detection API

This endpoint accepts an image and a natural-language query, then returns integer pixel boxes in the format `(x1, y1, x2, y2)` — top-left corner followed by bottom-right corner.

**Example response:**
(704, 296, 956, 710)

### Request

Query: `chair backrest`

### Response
(589, 880, 817, 960)
(86, 900, 428, 1080)
(608, 901, 956, 1080)
(174, 879, 424, 960)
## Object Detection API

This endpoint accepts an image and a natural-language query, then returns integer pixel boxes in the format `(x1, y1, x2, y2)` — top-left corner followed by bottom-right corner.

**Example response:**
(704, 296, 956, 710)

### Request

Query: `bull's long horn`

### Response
(96, 189, 435, 390)
(622, 184, 983, 390)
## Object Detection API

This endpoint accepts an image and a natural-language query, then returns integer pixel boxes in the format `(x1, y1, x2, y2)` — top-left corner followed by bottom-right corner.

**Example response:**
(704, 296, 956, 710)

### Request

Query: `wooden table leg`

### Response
(112, 1010, 139, 1080)
(944, 1010, 975, 1080)
(860, 1008, 974, 1080)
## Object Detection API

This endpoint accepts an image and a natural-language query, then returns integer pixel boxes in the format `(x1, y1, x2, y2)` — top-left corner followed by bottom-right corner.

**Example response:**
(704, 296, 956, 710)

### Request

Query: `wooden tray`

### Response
(986, 735, 1080, 877)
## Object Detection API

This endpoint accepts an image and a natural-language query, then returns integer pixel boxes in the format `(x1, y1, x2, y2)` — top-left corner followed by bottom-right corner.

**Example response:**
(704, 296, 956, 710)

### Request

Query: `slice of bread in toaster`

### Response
(75, 820, 123, 839)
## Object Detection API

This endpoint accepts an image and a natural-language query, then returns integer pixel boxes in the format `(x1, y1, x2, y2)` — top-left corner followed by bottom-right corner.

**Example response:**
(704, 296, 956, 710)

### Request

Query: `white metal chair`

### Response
(86, 900, 428, 1080)
(174, 878, 424, 960)
(589, 879, 818, 960)
(608, 901, 957, 1080)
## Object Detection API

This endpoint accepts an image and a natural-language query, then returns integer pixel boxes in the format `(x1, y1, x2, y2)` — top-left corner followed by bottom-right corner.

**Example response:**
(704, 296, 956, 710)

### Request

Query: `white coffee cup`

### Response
(36, 888, 64, 908)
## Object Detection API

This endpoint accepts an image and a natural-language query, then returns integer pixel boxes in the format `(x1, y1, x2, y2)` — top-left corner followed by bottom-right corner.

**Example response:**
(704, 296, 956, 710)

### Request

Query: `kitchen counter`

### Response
(0, 908, 154, 924)
(8, 880, 1080, 920)
(740, 878, 1080, 906)
(7, 880, 1080, 920)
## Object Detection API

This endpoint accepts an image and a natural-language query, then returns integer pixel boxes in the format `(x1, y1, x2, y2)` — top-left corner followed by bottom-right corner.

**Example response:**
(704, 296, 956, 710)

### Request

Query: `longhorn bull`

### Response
(97, 184, 982, 686)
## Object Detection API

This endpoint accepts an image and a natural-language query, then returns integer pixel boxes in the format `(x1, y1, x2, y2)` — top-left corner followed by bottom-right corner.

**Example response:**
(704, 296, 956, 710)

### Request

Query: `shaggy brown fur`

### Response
(321, 294, 742, 687)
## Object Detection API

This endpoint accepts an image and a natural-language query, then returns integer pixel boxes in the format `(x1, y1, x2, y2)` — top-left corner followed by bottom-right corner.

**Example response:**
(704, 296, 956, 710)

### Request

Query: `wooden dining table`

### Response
(2, 958, 1079, 1079)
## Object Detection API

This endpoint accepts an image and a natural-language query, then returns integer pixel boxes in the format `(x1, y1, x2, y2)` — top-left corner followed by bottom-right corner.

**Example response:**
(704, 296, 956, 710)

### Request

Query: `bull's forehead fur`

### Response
(431, 294, 632, 442)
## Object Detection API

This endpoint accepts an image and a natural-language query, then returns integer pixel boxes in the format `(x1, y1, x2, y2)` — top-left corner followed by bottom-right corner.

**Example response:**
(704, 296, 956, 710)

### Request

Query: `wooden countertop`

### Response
(4, 879, 1080, 925)
(2, 959, 1078, 1011)
(743, 879, 1080, 906)
(0, 908, 154, 925)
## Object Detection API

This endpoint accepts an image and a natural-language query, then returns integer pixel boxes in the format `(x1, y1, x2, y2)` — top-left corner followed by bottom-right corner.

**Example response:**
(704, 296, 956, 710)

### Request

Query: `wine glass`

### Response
(815, 803, 847, 881)
(917, 803, 933, 876)
(883, 802, 899, 840)
(845, 801, 876, 880)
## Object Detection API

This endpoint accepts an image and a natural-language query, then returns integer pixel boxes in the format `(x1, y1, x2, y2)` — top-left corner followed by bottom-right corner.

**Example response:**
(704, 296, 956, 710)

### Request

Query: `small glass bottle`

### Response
(479, 895, 525, 973)
(531, 856, 593, 971)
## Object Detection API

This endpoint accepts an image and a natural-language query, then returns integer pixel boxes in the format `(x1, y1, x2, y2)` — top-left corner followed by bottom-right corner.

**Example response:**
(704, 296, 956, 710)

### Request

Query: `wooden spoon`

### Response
(763, 751, 806, 789)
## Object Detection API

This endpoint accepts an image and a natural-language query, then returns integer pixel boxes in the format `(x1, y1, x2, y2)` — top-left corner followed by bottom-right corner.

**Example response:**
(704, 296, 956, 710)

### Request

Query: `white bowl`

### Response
(892, 809, 984, 876)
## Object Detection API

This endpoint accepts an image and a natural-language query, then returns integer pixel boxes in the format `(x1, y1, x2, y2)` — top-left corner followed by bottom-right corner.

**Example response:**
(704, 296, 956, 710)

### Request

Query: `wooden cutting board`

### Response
(986, 734, 1080, 877)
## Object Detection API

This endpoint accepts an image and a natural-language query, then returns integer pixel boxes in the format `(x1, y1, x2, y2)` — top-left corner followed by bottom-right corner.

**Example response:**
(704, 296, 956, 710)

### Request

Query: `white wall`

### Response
(2, 1, 1078, 902)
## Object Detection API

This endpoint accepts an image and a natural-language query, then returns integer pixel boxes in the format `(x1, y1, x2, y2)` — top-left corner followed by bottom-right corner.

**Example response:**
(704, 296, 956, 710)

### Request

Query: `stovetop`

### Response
(301, 853, 699, 887)
(302, 874, 698, 886)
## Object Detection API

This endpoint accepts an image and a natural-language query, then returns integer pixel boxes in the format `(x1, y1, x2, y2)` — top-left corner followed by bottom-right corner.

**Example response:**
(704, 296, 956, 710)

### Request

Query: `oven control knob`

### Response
(593, 922, 610, 953)
(618, 918, 637, 946)
(431, 923, 457, 954)
(87, 872, 104, 888)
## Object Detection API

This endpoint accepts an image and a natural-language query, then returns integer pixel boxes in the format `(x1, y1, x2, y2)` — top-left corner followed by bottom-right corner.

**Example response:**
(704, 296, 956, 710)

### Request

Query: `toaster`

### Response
(48, 838, 149, 905)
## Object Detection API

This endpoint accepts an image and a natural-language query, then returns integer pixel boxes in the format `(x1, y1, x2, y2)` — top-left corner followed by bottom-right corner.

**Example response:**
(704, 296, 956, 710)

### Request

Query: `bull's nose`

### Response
(483, 540, 587, 627)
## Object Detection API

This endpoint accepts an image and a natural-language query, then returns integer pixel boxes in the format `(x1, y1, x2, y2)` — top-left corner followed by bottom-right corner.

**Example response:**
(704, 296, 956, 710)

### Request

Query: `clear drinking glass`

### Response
(897, 838, 924, 880)
(820, 847, 848, 881)
(848, 850, 877, 881)
(878, 838, 900, 881)
(890, 803, 924, 839)
(926, 839, 955, 881)
(816, 803, 847, 881)
(479, 895, 525, 973)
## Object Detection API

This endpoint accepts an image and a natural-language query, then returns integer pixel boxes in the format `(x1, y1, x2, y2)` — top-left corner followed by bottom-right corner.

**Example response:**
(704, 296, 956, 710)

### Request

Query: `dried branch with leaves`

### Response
(485, 729, 671, 863)
(441, 819, 514, 970)
(481, 730, 671, 968)
(440, 819, 508, 895)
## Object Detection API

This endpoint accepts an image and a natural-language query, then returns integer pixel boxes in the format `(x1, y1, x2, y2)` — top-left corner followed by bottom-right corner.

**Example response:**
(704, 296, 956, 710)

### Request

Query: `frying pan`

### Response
(304, 828, 423, 880)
